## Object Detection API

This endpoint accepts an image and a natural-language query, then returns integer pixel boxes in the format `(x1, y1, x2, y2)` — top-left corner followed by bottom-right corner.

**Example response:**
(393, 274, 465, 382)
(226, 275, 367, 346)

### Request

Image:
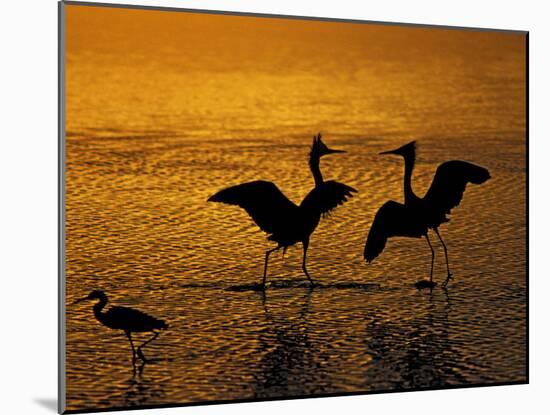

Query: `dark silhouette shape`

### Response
(208, 133, 356, 288)
(74, 290, 168, 364)
(364, 141, 490, 287)
(226, 279, 380, 292)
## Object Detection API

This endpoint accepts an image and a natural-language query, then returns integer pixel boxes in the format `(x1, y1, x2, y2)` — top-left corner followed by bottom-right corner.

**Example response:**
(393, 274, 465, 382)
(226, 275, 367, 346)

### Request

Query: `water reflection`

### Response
(252, 288, 330, 398)
(122, 363, 165, 408)
(64, 5, 526, 411)
(364, 289, 470, 389)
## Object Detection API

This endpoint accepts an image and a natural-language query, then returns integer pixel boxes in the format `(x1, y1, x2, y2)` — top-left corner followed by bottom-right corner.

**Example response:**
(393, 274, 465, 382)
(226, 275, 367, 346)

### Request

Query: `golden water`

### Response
(64, 5, 526, 411)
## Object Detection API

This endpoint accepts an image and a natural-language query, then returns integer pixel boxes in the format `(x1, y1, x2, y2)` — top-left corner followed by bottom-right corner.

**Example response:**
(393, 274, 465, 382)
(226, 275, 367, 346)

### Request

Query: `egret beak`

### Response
(325, 148, 345, 155)
(73, 297, 88, 305)
(379, 140, 416, 156)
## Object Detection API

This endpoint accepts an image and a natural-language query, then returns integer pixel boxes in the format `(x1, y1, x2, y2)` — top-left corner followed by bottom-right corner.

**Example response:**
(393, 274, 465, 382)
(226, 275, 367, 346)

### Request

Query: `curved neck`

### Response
(309, 152, 323, 187)
(93, 296, 108, 321)
(403, 154, 416, 204)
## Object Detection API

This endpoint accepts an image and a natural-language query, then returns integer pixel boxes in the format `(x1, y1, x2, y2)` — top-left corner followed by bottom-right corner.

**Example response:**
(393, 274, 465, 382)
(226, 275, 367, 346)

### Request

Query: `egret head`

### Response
(311, 133, 345, 159)
(74, 290, 107, 304)
(379, 140, 416, 158)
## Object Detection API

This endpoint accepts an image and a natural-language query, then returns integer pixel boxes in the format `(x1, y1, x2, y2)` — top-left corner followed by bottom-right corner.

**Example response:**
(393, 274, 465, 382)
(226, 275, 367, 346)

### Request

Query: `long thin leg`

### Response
(137, 331, 160, 362)
(263, 247, 279, 287)
(136, 348, 148, 363)
(302, 239, 315, 287)
(434, 228, 453, 287)
(425, 233, 435, 284)
(139, 331, 159, 349)
(126, 331, 136, 364)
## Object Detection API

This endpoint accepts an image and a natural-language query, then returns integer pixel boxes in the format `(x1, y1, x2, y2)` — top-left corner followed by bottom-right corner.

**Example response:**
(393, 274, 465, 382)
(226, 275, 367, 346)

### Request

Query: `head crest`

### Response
(310, 133, 328, 155)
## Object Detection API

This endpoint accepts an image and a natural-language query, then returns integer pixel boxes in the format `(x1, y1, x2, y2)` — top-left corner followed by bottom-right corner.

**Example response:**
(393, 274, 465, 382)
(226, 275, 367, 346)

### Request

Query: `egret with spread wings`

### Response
(208, 134, 357, 288)
(364, 141, 490, 287)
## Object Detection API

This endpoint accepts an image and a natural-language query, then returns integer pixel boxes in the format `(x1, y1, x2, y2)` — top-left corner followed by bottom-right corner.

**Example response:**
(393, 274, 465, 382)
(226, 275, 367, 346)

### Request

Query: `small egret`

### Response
(74, 290, 168, 363)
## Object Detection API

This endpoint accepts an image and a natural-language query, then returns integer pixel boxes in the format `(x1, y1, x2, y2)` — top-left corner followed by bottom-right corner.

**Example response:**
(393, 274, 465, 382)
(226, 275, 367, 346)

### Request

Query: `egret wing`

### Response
(300, 180, 357, 215)
(364, 200, 426, 262)
(208, 180, 299, 235)
(423, 160, 490, 215)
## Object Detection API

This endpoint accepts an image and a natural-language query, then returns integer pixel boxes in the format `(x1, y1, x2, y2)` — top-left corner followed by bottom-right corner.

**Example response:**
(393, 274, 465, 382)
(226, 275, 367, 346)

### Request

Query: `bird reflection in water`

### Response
(251, 288, 330, 398)
(363, 288, 469, 389)
(121, 362, 165, 408)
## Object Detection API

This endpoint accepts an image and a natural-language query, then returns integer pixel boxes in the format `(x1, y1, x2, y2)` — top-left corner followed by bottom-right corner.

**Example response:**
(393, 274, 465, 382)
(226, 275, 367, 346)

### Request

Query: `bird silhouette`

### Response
(364, 141, 490, 287)
(74, 290, 168, 364)
(208, 133, 357, 288)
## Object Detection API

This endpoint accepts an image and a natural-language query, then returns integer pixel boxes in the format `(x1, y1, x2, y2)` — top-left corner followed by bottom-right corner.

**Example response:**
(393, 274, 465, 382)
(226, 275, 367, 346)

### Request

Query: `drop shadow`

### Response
(33, 398, 57, 413)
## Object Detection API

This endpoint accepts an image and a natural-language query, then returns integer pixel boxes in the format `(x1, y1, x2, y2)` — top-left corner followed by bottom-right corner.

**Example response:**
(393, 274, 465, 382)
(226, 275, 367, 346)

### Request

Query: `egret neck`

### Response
(403, 151, 417, 205)
(92, 293, 108, 321)
(309, 148, 324, 187)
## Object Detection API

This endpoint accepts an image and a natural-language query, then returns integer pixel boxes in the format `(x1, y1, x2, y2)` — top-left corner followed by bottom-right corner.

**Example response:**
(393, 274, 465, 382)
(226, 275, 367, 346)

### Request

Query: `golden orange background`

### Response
(64, 4, 526, 412)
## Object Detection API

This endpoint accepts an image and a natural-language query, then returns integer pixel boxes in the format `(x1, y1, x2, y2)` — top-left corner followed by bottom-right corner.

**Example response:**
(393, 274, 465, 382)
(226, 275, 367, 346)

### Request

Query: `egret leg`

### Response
(425, 233, 435, 284)
(302, 239, 315, 287)
(434, 228, 453, 287)
(125, 331, 136, 364)
(137, 332, 160, 363)
(263, 246, 279, 288)
(139, 331, 159, 349)
(136, 348, 147, 363)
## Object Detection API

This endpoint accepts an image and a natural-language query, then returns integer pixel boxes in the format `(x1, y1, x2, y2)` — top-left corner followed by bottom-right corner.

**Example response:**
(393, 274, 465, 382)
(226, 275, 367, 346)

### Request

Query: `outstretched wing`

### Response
(364, 200, 427, 262)
(208, 180, 299, 235)
(423, 160, 490, 216)
(300, 180, 357, 216)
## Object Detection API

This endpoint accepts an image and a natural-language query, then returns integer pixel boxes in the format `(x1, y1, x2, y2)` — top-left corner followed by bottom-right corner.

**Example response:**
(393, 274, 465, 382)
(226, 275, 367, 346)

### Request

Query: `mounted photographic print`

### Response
(58, 1, 528, 413)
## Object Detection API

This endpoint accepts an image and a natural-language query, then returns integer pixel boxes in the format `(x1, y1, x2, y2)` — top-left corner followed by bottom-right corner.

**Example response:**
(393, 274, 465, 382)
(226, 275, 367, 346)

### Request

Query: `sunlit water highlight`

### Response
(65, 7, 526, 411)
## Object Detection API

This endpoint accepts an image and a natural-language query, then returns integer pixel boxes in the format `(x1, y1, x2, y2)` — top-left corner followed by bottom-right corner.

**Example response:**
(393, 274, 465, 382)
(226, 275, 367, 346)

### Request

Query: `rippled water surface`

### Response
(64, 5, 526, 412)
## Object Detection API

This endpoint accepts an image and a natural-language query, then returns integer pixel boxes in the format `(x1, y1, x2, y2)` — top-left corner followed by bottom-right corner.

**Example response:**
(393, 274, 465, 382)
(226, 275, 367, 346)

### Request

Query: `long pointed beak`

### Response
(73, 297, 87, 305)
(325, 148, 345, 154)
(379, 149, 398, 155)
